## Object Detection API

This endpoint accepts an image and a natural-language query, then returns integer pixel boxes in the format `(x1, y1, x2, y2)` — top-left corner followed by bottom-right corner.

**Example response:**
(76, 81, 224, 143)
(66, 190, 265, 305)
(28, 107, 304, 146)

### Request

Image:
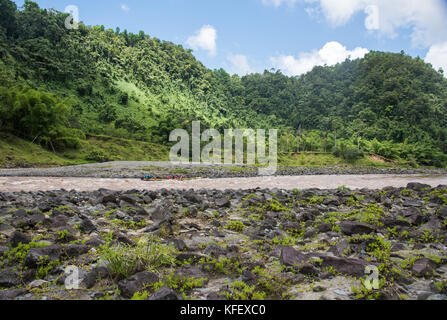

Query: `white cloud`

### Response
(263, 0, 447, 48)
(120, 4, 130, 12)
(227, 54, 254, 75)
(186, 25, 217, 56)
(270, 41, 369, 76)
(425, 42, 447, 75)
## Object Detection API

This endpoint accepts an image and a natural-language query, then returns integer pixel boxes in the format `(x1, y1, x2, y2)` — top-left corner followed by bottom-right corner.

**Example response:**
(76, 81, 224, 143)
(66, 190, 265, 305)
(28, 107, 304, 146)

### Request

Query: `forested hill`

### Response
(1, 0, 447, 167)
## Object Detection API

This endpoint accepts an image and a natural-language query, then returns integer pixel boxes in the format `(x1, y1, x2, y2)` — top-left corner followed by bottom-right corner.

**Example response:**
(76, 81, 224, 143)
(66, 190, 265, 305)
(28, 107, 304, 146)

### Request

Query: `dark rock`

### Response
(12, 210, 44, 228)
(170, 238, 187, 251)
(323, 197, 341, 206)
(241, 270, 257, 286)
(8, 231, 31, 248)
(303, 228, 318, 238)
(100, 192, 117, 204)
(113, 232, 135, 246)
(279, 247, 317, 274)
(329, 239, 351, 257)
(0, 288, 27, 300)
(390, 242, 407, 252)
(211, 219, 221, 227)
(135, 206, 148, 216)
(382, 217, 411, 228)
(0, 269, 21, 288)
(407, 183, 431, 191)
(203, 243, 227, 257)
(0, 223, 14, 235)
(23, 244, 62, 268)
(207, 292, 227, 300)
(44, 215, 69, 230)
(184, 192, 202, 204)
(151, 205, 171, 223)
(118, 271, 159, 299)
(439, 206, 447, 217)
(280, 247, 307, 267)
(119, 194, 139, 205)
(402, 199, 423, 207)
(319, 255, 372, 277)
(148, 287, 182, 300)
(215, 197, 231, 208)
(339, 221, 375, 235)
(317, 223, 332, 233)
(82, 267, 110, 289)
(401, 207, 425, 225)
(63, 244, 90, 258)
(84, 236, 105, 248)
(53, 226, 77, 243)
(419, 217, 442, 232)
(79, 218, 96, 233)
(411, 258, 437, 277)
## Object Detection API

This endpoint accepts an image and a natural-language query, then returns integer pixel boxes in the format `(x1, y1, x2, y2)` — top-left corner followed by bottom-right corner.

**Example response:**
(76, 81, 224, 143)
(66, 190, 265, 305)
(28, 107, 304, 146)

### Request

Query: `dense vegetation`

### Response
(1, 0, 447, 167)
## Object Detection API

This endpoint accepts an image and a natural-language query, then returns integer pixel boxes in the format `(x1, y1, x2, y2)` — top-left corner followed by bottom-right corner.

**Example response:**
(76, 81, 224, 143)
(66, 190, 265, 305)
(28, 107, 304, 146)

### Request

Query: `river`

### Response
(1, 174, 446, 192)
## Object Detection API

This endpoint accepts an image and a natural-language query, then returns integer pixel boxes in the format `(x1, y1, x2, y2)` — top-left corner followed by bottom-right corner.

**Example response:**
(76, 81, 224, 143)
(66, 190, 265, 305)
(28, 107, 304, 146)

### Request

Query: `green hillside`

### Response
(1, 0, 447, 167)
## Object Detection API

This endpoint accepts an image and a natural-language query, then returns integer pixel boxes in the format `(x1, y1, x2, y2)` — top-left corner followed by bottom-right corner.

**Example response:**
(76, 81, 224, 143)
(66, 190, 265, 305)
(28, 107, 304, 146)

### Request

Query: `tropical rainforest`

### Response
(1, 0, 447, 167)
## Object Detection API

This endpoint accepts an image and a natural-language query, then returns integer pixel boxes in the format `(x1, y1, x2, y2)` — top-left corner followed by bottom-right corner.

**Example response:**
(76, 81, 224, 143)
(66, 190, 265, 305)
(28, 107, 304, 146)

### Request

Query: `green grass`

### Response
(277, 152, 397, 168)
(0, 132, 169, 168)
(99, 235, 176, 279)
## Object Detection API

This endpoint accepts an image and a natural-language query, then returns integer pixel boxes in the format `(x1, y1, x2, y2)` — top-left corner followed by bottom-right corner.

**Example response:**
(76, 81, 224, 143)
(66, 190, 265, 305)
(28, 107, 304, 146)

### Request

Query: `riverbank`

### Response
(1, 161, 447, 179)
(1, 183, 446, 300)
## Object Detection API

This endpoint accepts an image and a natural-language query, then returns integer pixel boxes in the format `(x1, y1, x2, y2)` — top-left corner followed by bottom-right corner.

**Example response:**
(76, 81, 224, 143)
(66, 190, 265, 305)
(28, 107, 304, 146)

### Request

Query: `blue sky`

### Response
(12, 0, 447, 76)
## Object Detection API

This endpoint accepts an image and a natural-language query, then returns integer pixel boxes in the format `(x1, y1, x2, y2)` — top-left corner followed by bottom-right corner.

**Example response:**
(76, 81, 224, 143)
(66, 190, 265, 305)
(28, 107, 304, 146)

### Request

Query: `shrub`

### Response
(99, 235, 176, 279)
(85, 147, 111, 162)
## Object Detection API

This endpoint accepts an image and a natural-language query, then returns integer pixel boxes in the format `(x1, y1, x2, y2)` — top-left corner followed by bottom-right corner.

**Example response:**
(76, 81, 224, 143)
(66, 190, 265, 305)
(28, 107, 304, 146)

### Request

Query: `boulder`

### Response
(215, 197, 231, 208)
(203, 243, 227, 257)
(8, 231, 31, 248)
(411, 258, 437, 277)
(317, 223, 332, 233)
(119, 194, 139, 205)
(148, 287, 181, 300)
(63, 244, 90, 258)
(339, 221, 375, 235)
(407, 183, 431, 192)
(0, 269, 21, 288)
(319, 255, 372, 277)
(118, 271, 159, 299)
(280, 247, 317, 275)
(23, 244, 62, 268)
(82, 267, 110, 289)
(79, 218, 96, 233)
(0, 288, 27, 300)
(170, 238, 187, 251)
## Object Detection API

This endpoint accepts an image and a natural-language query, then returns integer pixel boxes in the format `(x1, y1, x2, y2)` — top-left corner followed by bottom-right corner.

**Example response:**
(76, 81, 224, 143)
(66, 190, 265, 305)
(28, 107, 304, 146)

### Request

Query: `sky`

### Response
(12, 0, 447, 76)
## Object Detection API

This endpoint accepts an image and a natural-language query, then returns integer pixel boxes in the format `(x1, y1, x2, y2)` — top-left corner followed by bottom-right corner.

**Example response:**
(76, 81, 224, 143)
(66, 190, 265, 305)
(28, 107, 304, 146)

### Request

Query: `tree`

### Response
(353, 118, 366, 150)
(331, 117, 342, 149)
(0, 0, 17, 36)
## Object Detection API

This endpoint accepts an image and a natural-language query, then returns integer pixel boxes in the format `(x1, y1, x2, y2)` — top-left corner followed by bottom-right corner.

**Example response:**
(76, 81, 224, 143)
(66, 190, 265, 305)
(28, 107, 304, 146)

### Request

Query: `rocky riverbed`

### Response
(1, 182, 447, 300)
(1, 161, 447, 179)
